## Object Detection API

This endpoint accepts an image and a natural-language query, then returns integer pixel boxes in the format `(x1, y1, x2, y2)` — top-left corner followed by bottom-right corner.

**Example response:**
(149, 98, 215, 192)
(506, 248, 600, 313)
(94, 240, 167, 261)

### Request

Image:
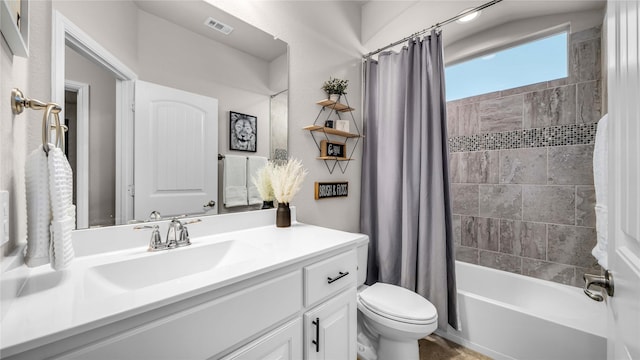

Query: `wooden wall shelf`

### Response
(315, 99, 354, 112)
(317, 156, 354, 161)
(303, 125, 361, 138)
(305, 94, 361, 174)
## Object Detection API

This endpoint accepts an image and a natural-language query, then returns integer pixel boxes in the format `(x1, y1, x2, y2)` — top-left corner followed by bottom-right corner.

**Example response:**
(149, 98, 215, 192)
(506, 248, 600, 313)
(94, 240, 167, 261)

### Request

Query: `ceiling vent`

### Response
(204, 17, 233, 35)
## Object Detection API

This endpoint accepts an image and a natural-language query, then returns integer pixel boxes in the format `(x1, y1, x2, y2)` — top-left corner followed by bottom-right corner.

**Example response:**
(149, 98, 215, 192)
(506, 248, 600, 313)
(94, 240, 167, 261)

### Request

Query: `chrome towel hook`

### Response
(42, 104, 63, 154)
(11, 88, 65, 154)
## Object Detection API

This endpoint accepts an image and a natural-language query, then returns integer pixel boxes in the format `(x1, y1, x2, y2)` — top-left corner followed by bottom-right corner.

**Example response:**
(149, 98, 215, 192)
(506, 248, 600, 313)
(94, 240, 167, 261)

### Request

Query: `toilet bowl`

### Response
(356, 242, 438, 360)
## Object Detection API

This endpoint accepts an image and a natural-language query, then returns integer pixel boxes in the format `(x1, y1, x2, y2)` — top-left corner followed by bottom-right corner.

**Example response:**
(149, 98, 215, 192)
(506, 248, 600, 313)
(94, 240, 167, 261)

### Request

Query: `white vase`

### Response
(329, 94, 340, 103)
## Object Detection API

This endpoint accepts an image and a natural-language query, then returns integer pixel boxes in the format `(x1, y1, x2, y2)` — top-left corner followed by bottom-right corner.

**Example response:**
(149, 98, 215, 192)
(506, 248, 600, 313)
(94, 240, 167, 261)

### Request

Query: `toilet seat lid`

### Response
(358, 283, 437, 324)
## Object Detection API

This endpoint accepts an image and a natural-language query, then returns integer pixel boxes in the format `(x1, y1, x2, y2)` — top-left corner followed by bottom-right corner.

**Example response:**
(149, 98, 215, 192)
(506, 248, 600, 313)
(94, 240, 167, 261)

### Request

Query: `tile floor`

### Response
(419, 334, 492, 360)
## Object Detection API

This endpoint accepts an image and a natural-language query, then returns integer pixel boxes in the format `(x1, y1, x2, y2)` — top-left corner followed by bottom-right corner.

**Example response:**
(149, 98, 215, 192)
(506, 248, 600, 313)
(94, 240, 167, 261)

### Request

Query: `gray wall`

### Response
(448, 26, 603, 287)
(66, 46, 117, 227)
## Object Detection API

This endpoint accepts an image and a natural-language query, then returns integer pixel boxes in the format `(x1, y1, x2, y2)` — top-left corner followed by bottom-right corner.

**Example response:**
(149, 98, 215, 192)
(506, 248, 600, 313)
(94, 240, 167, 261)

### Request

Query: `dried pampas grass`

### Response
(252, 165, 275, 201)
(270, 158, 308, 204)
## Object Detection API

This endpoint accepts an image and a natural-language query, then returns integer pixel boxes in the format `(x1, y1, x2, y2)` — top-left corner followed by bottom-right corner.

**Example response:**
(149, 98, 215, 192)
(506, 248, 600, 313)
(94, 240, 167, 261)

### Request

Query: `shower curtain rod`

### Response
(362, 0, 503, 59)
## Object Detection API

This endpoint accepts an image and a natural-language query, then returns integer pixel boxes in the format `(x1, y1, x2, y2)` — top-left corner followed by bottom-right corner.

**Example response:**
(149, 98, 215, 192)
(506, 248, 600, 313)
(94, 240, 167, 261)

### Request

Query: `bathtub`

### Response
(437, 261, 607, 360)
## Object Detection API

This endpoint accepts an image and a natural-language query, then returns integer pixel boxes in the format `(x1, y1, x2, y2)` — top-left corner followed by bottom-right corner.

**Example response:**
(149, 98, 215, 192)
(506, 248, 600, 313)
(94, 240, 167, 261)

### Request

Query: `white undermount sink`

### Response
(86, 239, 262, 291)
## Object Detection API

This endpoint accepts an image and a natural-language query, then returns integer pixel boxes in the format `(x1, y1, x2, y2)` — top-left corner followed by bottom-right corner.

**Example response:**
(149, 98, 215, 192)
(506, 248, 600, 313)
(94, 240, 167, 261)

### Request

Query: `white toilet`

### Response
(356, 242, 438, 360)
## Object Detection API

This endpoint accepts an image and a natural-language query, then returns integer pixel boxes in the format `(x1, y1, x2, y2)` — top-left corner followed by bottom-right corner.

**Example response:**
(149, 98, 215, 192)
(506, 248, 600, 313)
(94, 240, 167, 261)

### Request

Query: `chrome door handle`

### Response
(583, 270, 614, 302)
(203, 200, 216, 209)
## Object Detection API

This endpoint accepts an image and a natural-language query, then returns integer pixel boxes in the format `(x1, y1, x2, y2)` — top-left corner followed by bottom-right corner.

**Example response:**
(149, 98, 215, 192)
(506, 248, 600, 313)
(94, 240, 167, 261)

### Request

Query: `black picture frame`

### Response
(315, 182, 349, 199)
(229, 111, 257, 152)
(320, 140, 346, 158)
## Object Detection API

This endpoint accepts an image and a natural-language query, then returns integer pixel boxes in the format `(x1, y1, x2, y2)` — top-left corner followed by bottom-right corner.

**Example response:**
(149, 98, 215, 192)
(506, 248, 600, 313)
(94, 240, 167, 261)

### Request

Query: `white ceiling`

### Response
(133, 0, 288, 62)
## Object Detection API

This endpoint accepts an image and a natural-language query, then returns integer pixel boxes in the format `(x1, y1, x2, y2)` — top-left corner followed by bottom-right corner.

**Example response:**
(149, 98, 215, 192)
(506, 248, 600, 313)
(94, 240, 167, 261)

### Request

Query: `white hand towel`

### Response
(247, 156, 268, 205)
(224, 186, 249, 207)
(223, 155, 248, 207)
(48, 147, 75, 270)
(591, 114, 608, 268)
(24, 145, 51, 267)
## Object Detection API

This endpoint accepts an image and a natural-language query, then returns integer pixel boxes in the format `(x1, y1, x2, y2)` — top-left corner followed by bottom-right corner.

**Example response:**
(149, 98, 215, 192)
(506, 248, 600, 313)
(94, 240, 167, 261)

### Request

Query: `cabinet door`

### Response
(222, 319, 302, 360)
(304, 288, 356, 360)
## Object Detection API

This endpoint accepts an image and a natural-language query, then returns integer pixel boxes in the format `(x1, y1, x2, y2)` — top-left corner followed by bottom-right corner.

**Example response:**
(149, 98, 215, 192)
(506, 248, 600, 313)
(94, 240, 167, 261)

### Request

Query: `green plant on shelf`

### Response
(322, 77, 348, 96)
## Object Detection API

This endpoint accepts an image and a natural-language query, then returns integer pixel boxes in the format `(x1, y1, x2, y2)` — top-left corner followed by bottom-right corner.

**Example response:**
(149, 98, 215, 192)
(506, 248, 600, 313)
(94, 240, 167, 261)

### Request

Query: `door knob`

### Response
(583, 270, 614, 302)
(203, 200, 216, 209)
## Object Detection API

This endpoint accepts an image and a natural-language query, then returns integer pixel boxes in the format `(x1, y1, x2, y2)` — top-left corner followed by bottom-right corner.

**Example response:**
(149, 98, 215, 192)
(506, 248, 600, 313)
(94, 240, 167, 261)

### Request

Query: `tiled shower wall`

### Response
(447, 26, 602, 287)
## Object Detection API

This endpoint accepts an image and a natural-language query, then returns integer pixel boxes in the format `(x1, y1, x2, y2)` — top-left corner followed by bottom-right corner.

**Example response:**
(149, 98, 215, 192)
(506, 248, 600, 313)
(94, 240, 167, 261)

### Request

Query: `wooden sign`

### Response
(320, 140, 346, 158)
(315, 182, 349, 199)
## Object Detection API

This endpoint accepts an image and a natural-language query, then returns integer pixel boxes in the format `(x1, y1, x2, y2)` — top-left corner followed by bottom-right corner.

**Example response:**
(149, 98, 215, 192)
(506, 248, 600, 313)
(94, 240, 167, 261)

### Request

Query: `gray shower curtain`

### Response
(360, 31, 459, 330)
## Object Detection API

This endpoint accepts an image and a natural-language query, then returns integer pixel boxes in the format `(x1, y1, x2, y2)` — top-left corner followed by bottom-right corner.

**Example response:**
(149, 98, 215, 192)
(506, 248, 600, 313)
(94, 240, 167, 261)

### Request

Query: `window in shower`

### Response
(445, 31, 568, 101)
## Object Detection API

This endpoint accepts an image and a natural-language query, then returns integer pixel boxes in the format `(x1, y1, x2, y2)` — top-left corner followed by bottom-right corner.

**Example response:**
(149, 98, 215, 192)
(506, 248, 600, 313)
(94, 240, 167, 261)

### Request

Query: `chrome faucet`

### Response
(135, 218, 200, 252)
(166, 218, 184, 249)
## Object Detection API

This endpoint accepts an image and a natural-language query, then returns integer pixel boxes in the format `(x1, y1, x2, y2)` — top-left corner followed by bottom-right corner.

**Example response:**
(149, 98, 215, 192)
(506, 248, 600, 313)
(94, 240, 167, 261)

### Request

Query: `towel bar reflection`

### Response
(11, 88, 65, 154)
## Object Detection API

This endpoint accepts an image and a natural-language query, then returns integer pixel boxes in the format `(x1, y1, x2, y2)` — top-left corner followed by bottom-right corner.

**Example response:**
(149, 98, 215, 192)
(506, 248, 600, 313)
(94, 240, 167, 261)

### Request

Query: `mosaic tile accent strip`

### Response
(449, 123, 597, 153)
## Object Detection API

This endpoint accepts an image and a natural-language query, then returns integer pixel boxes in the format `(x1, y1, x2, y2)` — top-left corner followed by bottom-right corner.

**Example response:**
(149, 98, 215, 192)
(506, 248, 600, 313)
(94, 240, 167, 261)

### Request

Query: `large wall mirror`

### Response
(51, 0, 288, 230)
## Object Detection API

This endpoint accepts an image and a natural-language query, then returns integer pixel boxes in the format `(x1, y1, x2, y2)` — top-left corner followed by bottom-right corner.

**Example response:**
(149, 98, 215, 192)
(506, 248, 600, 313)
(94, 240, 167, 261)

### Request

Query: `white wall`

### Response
(210, 0, 364, 232)
(269, 53, 288, 93)
(53, 1, 140, 73)
(1, 0, 52, 258)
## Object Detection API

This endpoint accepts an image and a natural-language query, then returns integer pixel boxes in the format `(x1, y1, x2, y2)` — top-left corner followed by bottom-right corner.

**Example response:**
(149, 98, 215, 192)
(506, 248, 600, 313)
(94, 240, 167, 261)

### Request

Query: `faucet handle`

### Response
(149, 225, 163, 251)
(179, 225, 191, 246)
(148, 210, 162, 221)
(134, 224, 164, 251)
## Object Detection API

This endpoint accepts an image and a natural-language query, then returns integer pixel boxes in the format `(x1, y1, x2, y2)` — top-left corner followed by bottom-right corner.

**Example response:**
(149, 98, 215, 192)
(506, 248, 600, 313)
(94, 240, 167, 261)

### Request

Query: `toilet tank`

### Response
(356, 237, 369, 286)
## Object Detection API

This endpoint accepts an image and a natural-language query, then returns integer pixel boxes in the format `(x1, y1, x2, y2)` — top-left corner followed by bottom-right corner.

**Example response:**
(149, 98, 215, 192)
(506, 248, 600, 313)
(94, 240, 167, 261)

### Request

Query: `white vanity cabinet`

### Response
(0, 211, 368, 360)
(303, 249, 358, 360)
(3, 245, 360, 360)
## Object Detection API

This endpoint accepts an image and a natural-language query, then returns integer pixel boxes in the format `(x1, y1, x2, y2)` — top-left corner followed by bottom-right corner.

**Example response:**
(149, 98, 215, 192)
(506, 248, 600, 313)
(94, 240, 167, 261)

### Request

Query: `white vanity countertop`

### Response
(0, 216, 368, 357)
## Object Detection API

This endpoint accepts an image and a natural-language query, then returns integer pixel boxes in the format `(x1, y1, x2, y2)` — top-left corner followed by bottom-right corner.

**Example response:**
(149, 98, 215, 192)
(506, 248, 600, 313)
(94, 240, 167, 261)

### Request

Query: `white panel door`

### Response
(134, 81, 218, 220)
(222, 319, 302, 360)
(606, 1, 640, 359)
(304, 289, 356, 360)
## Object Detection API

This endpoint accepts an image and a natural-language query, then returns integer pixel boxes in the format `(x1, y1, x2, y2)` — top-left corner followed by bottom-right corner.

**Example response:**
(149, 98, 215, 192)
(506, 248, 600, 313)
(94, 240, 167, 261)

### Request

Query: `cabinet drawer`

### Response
(304, 250, 356, 307)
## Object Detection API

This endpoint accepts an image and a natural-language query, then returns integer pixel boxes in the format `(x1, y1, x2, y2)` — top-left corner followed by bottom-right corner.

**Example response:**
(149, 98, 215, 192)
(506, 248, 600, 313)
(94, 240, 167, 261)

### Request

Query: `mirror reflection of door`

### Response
(134, 81, 219, 220)
(65, 45, 117, 228)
